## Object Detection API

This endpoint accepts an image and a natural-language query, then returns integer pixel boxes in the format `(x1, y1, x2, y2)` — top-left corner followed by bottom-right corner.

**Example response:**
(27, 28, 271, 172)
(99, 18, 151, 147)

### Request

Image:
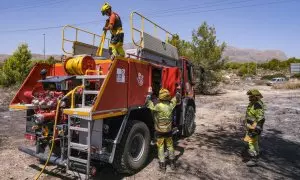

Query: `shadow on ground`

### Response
(165, 128, 300, 180)
(28, 128, 300, 180)
(30, 150, 157, 180)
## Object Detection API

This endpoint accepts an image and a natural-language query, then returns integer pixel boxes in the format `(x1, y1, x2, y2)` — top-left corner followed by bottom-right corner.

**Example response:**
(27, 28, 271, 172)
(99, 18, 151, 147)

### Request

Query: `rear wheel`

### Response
(183, 106, 196, 137)
(113, 120, 150, 174)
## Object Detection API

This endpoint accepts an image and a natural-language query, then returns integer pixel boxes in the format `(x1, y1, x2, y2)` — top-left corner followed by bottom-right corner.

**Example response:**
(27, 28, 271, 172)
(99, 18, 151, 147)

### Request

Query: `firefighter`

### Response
(101, 2, 125, 59)
(146, 88, 180, 171)
(40, 69, 47, 80)
(243, 89, 266, 167)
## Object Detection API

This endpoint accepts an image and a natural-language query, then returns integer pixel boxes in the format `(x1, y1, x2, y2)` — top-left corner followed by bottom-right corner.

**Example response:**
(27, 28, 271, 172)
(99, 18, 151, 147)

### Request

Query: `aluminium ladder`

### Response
(66, 74, 106, 179)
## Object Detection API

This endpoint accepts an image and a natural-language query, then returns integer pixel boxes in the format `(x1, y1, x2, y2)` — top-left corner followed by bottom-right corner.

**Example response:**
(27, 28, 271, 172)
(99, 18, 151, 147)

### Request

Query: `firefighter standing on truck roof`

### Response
(146, 87, 181, 171)
(243, 89, 266, 167)
(101, 2, 125, 59)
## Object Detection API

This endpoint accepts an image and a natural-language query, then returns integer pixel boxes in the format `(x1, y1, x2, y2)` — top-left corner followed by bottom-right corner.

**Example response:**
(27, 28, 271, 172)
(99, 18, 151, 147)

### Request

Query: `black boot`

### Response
(246, 156, 258, 167)
(170, 159, 176, 170)
(159, 162, 166, 172)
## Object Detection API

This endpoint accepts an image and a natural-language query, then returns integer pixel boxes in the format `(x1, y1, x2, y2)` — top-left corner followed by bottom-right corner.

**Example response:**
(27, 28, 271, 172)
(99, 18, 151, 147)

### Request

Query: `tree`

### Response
(46, 56, 56, 64)
(169, 22, 227, 94)
(0, 43, 32, 86)
(267, 59, 281, 70)
(190, 22, 227, 94)
(168, 34, 192, 58)
(30, 55, 57, 67)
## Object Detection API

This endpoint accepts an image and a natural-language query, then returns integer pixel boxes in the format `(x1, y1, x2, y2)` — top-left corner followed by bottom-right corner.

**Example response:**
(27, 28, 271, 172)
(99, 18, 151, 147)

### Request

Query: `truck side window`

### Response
(187, 64, 193, 83)
(152, 68, 162, 98)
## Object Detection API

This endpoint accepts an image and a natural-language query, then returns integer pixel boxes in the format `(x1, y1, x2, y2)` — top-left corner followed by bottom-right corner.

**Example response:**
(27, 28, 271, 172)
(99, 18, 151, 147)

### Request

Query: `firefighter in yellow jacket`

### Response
(101, 2, 125, 59)
(146, 88, 180, 171)
(243, 89, 266, 166)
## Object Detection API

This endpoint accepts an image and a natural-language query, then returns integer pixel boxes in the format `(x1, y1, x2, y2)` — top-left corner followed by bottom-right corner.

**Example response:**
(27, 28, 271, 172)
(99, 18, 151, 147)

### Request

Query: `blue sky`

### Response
(0, 0, 299, 58)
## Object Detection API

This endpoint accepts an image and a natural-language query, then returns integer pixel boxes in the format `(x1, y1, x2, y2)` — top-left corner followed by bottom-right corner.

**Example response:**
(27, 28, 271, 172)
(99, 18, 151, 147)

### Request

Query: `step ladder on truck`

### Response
(9, 12, 196, 179)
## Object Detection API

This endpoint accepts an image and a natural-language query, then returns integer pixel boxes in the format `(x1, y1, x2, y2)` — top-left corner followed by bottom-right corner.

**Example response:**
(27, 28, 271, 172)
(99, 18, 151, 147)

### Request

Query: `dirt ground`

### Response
(0, 84, 300, 180)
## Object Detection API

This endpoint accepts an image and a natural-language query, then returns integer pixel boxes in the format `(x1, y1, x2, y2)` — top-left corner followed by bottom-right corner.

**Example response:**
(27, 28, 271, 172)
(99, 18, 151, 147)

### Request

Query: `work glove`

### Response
(145, 88, 153, 104)
(175, 83, 181, 104)
(146, 94, 151, 101)
(246, 121, 257, 130)
(255, 125, 262, 135)
(176, 92, 181, 104)
(103, 23, 110, 31)
(248, 131, 258, 138)
(145, 94, 151, 104)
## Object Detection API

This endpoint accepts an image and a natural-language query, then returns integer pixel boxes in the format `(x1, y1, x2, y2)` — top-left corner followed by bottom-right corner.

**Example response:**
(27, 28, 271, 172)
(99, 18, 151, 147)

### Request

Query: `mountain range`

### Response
(0, 46, 288, 63)
(222, 46, 288, 62)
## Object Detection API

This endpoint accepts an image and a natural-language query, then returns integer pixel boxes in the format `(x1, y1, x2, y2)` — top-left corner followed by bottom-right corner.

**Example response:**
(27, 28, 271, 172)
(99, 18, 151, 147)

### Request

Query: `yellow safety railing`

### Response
(130, 11, 174, 48)
(62, 25, 110, 55)
(71, 85, 84, 108)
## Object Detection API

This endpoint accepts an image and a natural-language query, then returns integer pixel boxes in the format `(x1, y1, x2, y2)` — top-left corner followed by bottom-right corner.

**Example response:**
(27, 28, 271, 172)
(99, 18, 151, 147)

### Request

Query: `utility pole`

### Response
(255, 61, 257, 75)
(43, 33, 46, 59)
(250, 56, 257, 75)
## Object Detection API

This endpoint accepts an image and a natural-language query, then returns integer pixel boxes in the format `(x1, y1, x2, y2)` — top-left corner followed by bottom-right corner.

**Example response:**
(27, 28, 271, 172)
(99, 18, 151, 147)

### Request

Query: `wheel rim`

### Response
(186, 107, 195, 133)
(129, 133, 145, 162)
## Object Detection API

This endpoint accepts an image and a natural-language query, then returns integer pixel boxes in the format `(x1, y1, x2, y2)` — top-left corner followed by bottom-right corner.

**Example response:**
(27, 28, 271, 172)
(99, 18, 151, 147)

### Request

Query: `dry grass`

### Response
(253, 80, 267, 85)
(273, 82, 300, 89)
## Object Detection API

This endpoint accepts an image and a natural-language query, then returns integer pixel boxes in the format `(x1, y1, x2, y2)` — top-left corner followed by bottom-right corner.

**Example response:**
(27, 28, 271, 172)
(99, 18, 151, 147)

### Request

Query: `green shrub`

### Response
(0, 44, 32, 87)
(291, 73, 300, 79)
(224, 62, 242, 70)
(30, 56, 57, 68)
(237, 63, 256, 77)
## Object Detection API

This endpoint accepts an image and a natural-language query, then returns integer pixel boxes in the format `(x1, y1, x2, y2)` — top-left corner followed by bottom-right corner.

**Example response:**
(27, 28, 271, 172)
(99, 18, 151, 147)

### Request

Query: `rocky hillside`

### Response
(223, 46, 288, 62)
(0, 54, 9, 62)
(0, 54, 62, 62)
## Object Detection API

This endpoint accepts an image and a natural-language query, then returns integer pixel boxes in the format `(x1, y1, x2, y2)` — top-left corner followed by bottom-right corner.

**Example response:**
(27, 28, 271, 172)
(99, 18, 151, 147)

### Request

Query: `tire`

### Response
(183, 105, 196, 137)
(113, 120, 150, 174)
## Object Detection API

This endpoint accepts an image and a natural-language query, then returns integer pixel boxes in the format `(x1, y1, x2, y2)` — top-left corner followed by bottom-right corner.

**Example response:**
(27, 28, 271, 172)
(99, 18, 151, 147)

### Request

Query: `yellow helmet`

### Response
(159, 88, 171, 101)
(101, 2, 111, 16)
(247, 89, 263, 98)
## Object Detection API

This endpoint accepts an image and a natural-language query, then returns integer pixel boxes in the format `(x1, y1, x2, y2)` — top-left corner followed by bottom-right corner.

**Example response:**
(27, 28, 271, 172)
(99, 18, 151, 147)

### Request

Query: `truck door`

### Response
(183, 60, 194, 99)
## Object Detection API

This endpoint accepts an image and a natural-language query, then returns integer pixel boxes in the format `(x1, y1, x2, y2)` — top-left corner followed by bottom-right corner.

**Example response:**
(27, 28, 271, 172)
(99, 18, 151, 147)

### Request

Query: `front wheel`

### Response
(113, 120, 150, 174)
(183, 106, 196, 137)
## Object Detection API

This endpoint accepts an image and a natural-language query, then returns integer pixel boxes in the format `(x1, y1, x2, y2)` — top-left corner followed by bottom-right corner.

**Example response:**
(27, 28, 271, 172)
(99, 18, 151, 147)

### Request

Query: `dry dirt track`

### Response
(0, 85, 299, 180)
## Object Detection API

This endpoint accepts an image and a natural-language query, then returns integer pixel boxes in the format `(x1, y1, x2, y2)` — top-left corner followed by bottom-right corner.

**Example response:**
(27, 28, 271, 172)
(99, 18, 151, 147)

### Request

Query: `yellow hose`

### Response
(34, 87, 79, 179)
(96, 30, 107, 57)
(85, 69, 103, 75)
(65, 56, 96, 75)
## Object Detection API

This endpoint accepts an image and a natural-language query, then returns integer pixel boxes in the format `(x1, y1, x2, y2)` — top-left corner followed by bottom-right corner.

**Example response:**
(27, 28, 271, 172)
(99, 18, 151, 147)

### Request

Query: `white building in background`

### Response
(290, 63, 300, 75)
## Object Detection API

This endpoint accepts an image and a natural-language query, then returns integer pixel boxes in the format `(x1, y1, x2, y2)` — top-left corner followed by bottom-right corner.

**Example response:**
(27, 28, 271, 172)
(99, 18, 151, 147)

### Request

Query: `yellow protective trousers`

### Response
(110, 42, 125, 57)
(109, 32, 125, 57)
(244, 134, 259, 156)
(157, 136, 175, 163)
